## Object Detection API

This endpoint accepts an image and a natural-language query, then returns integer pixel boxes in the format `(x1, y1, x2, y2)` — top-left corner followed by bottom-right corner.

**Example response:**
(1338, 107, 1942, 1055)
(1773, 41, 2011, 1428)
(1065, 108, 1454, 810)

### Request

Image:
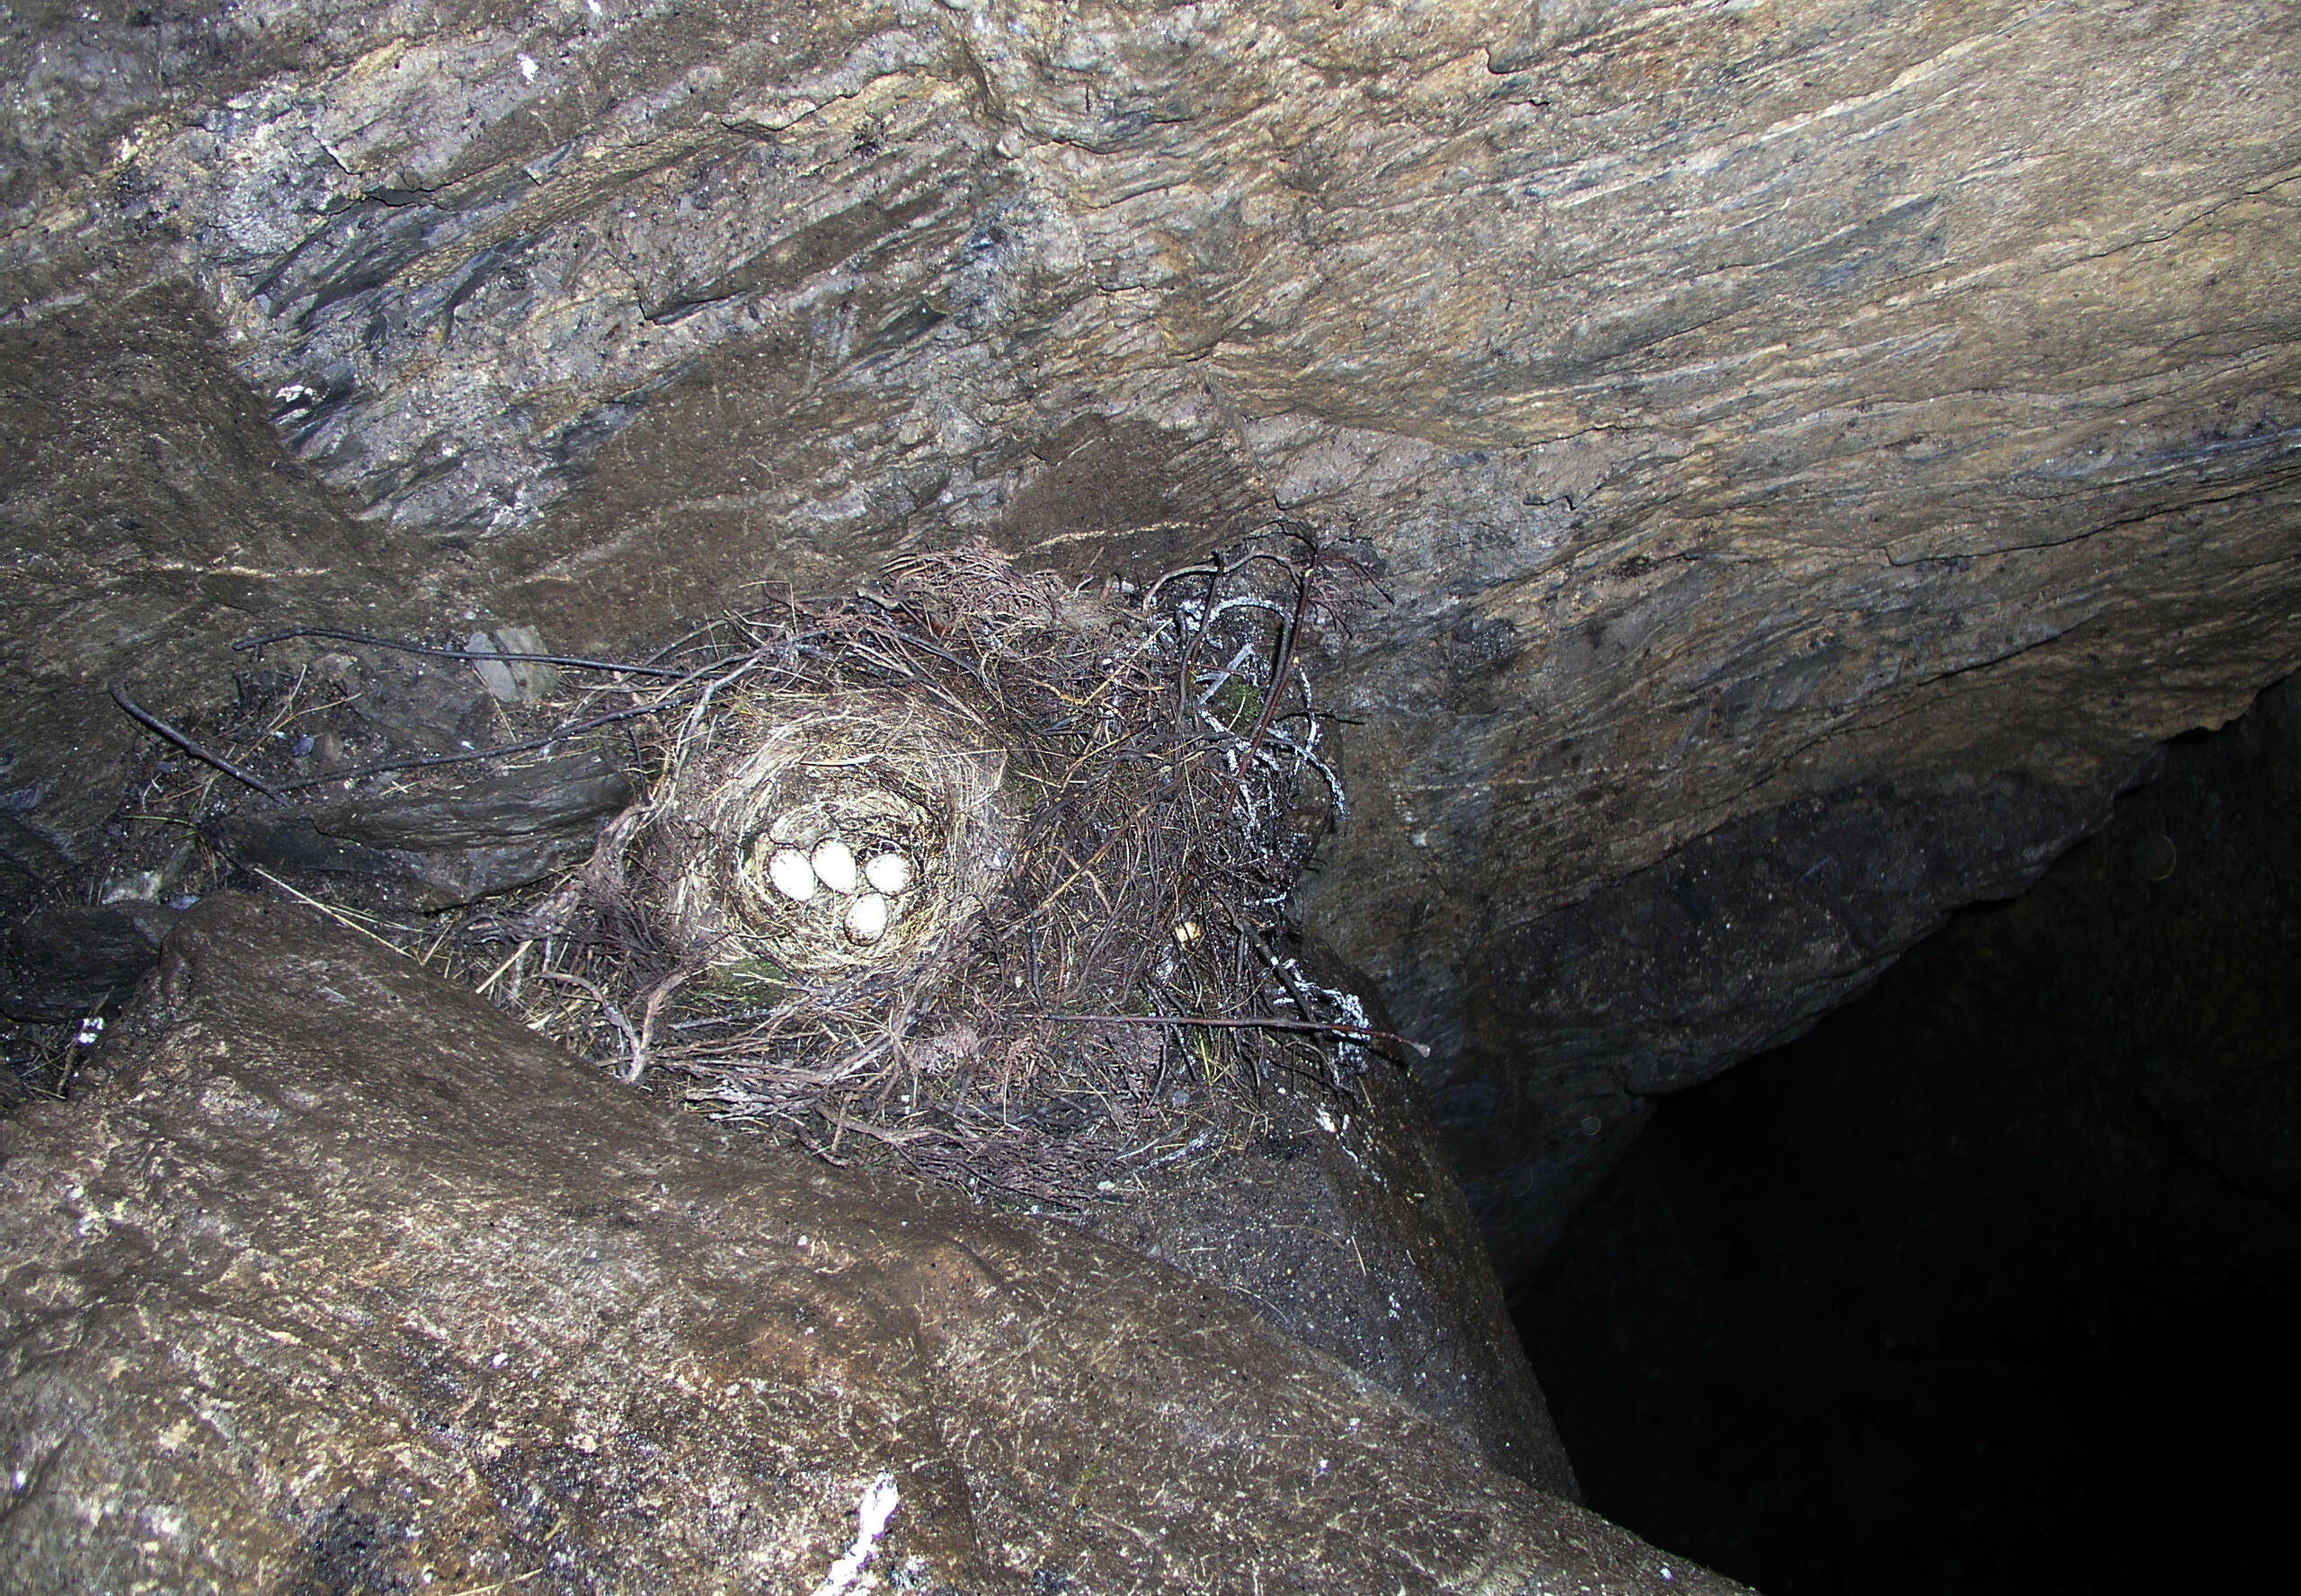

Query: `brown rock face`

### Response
(1079, 932, 1579, 1492)
(0, 895, 1731, 1593)
(5, 1, 2299, 1262)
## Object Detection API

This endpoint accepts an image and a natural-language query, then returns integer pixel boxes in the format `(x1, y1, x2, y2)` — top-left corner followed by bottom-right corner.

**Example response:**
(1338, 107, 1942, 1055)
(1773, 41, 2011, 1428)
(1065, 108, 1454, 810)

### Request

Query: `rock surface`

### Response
(0, 902, 160, 1020)
(1080, 934, 1577, 1493)
(5, 0, 2299, 1263)
(0, 894, 1727, 1594)
(0, 293, 413, 891)
(208, 749, 635, 909)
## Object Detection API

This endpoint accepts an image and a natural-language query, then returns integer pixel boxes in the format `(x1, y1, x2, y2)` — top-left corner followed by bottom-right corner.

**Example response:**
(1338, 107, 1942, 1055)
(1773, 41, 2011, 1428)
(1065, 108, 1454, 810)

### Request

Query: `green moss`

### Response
(1207, 676, 1262, 733)
(1000, 763, 1059, 813)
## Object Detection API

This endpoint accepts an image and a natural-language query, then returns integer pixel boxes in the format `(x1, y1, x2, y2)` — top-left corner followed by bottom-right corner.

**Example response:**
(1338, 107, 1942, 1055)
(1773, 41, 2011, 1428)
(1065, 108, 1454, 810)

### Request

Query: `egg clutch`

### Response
(644, 691, 1010, 991)
(756, 832, 917, 946)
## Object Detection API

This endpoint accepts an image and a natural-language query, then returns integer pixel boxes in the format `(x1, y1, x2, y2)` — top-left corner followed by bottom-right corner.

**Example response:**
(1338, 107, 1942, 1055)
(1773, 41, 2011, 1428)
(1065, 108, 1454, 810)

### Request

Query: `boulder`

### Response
(0, 895, 1731, 1592)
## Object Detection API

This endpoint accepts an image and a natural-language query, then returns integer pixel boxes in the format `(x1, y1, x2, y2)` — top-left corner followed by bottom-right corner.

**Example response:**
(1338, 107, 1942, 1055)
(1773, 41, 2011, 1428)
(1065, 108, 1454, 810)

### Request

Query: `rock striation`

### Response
(4, 0, 2298, 1266)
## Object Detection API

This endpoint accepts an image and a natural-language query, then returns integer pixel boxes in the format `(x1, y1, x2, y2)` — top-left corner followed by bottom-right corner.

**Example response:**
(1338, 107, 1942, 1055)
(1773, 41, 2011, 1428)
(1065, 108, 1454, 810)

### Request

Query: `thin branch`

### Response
(243, 864, 413, 958)
(1024, 1010, 1431, 1058)
(472, 939, 533, 997)
(110, 685, 287, 804)
(1239, 560, 1313, 764)
(537, 970, 646, 1077)
(434, 1568, 544, 1596)
(235, 627, 688, 678)
(272, 696, 680, 793)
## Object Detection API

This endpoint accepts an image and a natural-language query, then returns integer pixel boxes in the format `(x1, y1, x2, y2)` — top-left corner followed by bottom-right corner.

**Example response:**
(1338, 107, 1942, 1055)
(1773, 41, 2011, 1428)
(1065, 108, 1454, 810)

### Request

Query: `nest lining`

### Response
(655, 696, 1008, 986)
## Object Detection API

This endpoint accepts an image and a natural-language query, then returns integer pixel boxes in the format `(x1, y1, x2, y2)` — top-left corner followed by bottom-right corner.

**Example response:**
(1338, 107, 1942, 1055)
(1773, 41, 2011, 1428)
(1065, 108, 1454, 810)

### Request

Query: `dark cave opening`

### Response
(1515, 676, 2301, 1595)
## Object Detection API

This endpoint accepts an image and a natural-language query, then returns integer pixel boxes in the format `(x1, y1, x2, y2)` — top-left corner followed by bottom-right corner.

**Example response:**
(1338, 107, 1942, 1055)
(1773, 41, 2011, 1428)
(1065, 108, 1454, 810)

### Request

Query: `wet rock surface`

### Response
(0, 293, 413, 894)
(0, 902, 160, 1021)
(0, 894, 1724, 1594)
(5, 0, 2300, 1272)
(1080, 935, 1577, 1494)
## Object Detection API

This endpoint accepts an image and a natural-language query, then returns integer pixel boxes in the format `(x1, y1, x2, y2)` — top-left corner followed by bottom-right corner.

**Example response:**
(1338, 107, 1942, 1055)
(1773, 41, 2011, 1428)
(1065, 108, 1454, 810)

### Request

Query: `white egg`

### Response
(811, 836, 860, 895)
(863, 850, 914, 895)
(844, 891, 890, 945)
(766, 848, 818, 902)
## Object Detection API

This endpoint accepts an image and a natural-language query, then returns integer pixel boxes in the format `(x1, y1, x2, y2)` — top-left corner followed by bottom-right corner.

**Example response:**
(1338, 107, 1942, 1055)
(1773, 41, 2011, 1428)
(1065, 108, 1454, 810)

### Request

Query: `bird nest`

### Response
(147, 533, 1395, 1206)
(648, 694, 1008, 989)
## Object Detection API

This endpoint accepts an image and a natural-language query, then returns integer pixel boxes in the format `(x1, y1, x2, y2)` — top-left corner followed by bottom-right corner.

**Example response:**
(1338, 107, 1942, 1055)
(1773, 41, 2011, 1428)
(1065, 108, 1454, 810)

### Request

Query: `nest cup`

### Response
(653, 695, 1008, 985)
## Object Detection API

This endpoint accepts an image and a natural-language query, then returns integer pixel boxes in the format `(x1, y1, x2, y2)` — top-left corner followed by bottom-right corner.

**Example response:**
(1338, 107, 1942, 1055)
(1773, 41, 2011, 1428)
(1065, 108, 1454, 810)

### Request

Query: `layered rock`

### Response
(5, 0, 2298, 1265)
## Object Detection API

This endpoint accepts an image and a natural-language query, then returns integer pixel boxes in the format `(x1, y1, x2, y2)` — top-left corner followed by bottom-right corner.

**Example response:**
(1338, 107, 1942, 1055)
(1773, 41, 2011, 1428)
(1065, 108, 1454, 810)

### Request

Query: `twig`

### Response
(235, 627, 687, 678)
(1239, 560, 1312, 765)
(473, 940, 533, 997)
(243, 864, 413, 959)
(626, 967, 696, 1086)
(1025, 1011, 1431, 1058)
(109, 685, 286, 804)
(537, 970, 646, 1077)
(271, 696, 680, 793)
(435, 1569, 544, 1596)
